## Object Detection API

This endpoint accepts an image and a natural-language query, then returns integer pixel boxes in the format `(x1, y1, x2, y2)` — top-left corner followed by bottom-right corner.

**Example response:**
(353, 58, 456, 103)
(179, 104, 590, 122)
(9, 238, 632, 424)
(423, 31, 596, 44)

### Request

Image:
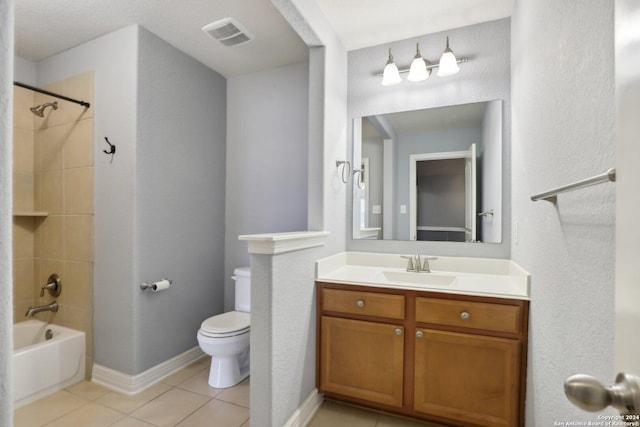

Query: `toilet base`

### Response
(208, 346, 250, 388)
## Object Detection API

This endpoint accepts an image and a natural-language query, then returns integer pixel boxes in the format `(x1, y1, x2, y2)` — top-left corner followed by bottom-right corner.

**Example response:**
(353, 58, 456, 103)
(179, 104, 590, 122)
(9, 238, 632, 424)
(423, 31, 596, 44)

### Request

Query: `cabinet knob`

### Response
(416, 331, 424, 338)
(460, 311, 470, 320)
(356, 300, 365, 308)
(394, 328, 403, 336)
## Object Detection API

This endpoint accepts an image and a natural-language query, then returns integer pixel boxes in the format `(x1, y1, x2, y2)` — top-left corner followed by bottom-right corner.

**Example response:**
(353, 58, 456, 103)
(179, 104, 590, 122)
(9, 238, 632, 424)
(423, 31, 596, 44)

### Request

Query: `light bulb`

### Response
(407, 43, 430, 82)
(381, 48, 402, 86)
(437, 37, 460, 77)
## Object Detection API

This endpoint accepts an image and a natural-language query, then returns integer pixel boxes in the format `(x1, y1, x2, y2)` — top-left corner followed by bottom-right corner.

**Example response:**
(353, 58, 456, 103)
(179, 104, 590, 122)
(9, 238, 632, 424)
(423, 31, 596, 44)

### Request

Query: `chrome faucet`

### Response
(25, 301, 58, 317)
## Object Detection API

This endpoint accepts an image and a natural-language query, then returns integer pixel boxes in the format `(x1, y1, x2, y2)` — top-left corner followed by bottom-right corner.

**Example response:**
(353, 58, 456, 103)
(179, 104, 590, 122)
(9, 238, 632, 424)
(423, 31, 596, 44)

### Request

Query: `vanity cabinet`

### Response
(317, 282, 529, 427)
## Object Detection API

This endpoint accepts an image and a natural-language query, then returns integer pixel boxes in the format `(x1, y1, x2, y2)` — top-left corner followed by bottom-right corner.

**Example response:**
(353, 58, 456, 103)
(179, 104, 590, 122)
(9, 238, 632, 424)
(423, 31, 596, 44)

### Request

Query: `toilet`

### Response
(197, 267, 251, 388)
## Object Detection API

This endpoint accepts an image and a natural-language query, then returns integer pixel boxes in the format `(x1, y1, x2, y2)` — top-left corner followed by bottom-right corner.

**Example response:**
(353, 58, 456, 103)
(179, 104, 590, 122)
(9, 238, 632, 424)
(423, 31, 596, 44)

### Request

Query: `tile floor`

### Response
(14, 357, 436, 427)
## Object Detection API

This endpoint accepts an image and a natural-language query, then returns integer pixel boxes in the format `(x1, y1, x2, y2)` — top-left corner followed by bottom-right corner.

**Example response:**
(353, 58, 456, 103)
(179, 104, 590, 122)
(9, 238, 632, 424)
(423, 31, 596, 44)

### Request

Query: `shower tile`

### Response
(13, 258, 34, 301)
(13, 172, 35, 212)
(13, 298, 33, 323)
(13, 216, 35, 258)
(38, 125, 65, 171)
(65, 167, 94, 214)
(63, 261, 93, 309)
(64, 118, 94, 168)
(64, 215, 93, 262)
(40, 170, 64, 214)
(13, 128, 35, 173)
(37, 216, 65, 260)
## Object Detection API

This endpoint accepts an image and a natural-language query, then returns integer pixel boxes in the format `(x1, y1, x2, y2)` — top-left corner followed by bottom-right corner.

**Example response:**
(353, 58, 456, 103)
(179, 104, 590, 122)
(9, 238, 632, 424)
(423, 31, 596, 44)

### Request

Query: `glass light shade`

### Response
(438, 51, 460, 76)
(408, 57, 429, 82)
(381, 49, 402, 86)
(437, 37, 460, 77)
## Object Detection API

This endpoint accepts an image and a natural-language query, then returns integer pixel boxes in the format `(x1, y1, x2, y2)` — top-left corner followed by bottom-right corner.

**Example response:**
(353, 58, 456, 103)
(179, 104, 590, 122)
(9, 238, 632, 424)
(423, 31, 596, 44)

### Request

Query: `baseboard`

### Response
(91, 347, 205, 395)
(282, 389, 324, 427)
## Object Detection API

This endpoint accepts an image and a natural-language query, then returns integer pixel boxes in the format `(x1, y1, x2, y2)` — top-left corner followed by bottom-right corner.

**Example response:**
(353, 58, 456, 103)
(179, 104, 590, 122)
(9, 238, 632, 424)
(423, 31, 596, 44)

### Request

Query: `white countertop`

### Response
(316, 252, 530, 300)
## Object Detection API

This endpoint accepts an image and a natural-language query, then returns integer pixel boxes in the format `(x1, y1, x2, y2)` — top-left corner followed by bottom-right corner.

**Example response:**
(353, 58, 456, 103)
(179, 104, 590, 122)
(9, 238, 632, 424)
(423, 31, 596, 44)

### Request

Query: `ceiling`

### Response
(14, 0, 512, 78)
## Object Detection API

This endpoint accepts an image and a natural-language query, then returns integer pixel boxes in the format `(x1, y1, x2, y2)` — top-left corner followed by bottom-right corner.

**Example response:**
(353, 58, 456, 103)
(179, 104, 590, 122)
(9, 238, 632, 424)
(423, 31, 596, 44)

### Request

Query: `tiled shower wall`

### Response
(12, 72, 95, 378)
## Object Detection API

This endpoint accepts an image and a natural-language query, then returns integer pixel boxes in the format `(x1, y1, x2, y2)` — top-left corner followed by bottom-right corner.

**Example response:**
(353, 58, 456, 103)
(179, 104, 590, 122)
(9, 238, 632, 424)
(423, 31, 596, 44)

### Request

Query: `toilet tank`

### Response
(233, 267, 251, 312)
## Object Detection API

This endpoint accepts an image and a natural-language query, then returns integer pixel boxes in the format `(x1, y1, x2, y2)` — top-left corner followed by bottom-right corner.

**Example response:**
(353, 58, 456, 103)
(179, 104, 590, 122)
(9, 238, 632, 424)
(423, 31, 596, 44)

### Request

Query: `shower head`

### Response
(30, 101, 58, 117)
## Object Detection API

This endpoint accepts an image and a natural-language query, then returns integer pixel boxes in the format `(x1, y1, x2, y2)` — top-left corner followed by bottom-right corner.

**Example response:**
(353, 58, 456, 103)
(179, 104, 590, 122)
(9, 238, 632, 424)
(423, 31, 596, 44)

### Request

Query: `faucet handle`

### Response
(400, 255, 415, 272)
(420, 256, 437, 272)
(40, 274, 62, 297)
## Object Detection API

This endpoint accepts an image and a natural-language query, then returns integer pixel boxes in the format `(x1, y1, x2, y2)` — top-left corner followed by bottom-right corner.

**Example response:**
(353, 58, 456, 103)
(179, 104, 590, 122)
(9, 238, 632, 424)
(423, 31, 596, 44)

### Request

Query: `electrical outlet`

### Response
(400, 204, 407, 214)
(372, 205, 382, 215)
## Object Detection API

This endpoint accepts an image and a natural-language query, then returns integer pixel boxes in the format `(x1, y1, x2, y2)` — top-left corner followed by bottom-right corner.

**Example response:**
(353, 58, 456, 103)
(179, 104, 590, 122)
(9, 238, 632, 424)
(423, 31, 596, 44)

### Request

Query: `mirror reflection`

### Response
(352, 100, 502, 243)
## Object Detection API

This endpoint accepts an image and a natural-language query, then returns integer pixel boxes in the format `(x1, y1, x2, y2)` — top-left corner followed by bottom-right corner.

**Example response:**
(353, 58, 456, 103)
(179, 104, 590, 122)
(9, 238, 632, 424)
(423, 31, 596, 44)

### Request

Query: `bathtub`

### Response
(13, 319, 86, 408)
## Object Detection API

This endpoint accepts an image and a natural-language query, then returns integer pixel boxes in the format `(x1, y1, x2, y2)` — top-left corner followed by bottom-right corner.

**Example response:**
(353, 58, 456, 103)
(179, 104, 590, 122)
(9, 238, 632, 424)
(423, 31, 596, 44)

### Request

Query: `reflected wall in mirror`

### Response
(352, 100, 502, 243)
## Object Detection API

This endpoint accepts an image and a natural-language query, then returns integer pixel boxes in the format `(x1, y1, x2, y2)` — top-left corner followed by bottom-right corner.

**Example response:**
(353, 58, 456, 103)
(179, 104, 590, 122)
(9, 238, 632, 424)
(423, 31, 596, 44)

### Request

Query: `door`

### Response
(565, 0, 640, 413)
(615, 0, 640, 376)
(464, 143, 477, 242)
(319, 316, 405, 408)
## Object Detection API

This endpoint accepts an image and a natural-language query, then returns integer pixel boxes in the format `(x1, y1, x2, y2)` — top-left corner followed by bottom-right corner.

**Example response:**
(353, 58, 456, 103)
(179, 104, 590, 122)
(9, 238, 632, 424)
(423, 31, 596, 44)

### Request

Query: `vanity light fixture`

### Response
(379, 37, 466, 86)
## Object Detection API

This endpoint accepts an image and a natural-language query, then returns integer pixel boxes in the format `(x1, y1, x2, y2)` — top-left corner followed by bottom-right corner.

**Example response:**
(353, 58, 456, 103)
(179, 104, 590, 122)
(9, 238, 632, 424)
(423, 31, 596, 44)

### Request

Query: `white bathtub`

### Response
(14, 319, 86, 408)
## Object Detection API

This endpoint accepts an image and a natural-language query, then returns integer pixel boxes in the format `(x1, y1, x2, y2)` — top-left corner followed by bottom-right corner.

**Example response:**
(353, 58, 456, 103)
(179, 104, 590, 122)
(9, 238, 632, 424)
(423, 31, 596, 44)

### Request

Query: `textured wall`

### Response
(225, 61, 309, 310)
(0, 0, 14, 423)
(348, 18, 511, 258)
(135, 28, 227, 372)
(511, 1, 615, 425)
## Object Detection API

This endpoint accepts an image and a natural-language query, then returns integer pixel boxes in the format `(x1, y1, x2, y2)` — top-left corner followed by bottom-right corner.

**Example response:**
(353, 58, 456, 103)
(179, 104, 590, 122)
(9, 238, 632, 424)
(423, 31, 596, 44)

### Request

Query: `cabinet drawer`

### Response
(416, 297, 521, 334)
(322, 288, 405, 320)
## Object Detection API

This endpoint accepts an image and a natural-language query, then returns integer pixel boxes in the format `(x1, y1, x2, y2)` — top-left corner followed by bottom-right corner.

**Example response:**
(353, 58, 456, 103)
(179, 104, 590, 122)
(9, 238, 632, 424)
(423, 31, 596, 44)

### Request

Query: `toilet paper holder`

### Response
(140, 279, 173, 291)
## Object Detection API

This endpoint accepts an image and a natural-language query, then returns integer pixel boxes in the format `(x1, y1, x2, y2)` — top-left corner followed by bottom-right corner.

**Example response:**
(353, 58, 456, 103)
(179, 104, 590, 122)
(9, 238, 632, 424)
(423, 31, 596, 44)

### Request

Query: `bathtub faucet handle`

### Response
(40, 274, 62, 297)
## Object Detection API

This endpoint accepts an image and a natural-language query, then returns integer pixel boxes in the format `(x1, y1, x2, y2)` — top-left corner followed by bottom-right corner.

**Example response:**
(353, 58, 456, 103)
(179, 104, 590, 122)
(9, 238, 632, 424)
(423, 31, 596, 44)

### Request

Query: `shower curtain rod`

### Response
(13, 81, 91, 109)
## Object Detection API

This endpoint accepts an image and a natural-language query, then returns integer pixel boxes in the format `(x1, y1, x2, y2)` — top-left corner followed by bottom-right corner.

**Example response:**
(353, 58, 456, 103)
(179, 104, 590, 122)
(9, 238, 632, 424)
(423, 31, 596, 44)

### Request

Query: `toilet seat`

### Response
(199, 311, 250, 338)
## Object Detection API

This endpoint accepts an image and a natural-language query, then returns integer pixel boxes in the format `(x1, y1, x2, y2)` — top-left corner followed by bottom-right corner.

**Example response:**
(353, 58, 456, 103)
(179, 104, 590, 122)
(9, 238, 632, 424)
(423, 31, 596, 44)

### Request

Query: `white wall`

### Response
(225, 61, 309, 310)
(0, 1, 14, 424)
(511, 1, 615, 425)
(14, 56, 35, 85)
(135, 28, 227, 372)
(348, 18, 511, 258)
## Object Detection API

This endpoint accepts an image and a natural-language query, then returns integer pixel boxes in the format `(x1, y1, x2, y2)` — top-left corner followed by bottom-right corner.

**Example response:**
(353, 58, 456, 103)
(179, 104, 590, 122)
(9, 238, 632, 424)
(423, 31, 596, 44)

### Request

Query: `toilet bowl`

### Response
(197, 267, 251, 388)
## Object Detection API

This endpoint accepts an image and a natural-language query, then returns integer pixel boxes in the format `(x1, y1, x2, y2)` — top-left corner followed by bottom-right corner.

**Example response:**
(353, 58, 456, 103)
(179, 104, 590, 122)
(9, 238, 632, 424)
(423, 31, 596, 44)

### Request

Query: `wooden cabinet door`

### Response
(319, 316, 404, 407)
(414, 329, 520, 427)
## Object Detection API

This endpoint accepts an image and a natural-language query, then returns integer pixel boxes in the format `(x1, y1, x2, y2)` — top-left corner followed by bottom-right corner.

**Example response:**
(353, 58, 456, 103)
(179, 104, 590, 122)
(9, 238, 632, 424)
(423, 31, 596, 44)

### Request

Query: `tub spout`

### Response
(25, 301, 58, 317)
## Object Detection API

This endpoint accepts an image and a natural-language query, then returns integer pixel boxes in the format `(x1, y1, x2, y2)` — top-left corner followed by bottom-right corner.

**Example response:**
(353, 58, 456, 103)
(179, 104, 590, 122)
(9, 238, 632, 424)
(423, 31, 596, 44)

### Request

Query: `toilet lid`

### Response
(200, 311, 250, 335)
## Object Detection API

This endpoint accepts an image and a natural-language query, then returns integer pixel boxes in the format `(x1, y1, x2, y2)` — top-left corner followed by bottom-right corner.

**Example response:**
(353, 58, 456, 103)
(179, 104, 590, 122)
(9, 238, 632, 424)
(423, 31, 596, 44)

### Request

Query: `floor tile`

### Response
(376, 413, 439, 426)
(96, 382, 172, 414)
(43, 402, 125, 427)
(176, 399, 250, 427)
(161, 358, 210, 386)
(109, 416, 157, 427)
(130, 387, 210, 427)
(66, 380, 111, 401)
(308, 401, 378, 427)
(215, 377, 250, 408)
(176, 369, 224, 398)
(14, 390, 89, 427)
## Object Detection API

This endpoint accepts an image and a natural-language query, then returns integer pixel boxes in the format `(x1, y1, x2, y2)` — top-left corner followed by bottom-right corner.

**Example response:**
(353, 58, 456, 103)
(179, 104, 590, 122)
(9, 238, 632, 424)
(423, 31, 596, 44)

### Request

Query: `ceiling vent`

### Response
(202, 18, 254, 47)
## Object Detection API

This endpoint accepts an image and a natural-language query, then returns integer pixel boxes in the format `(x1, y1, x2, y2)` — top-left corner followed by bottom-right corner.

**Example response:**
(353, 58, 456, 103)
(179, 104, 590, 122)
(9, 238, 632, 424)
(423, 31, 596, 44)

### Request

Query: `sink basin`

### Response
(382, 271, 456, 287)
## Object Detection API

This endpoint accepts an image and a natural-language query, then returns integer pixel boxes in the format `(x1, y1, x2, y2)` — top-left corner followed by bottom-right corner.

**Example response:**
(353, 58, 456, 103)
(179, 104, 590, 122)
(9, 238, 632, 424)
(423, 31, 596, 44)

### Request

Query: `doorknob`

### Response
(564, 373, 640, 415)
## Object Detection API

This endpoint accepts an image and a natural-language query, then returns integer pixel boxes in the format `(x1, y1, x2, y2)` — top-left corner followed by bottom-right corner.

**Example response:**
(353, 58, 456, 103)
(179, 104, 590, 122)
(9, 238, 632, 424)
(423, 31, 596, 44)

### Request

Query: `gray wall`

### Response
(225, 61, 309, 310)
(36, 25, 228, 374)
(0, 0, 14, 424)
(348, 18, 511, 258)
(511, 1, 615, 425)
(135, 28, 227, 372)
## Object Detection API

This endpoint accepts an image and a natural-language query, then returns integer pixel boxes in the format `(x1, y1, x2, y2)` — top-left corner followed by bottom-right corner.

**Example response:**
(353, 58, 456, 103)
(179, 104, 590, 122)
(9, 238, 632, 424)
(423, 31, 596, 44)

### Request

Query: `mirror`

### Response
(352, 100, 502, 243)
